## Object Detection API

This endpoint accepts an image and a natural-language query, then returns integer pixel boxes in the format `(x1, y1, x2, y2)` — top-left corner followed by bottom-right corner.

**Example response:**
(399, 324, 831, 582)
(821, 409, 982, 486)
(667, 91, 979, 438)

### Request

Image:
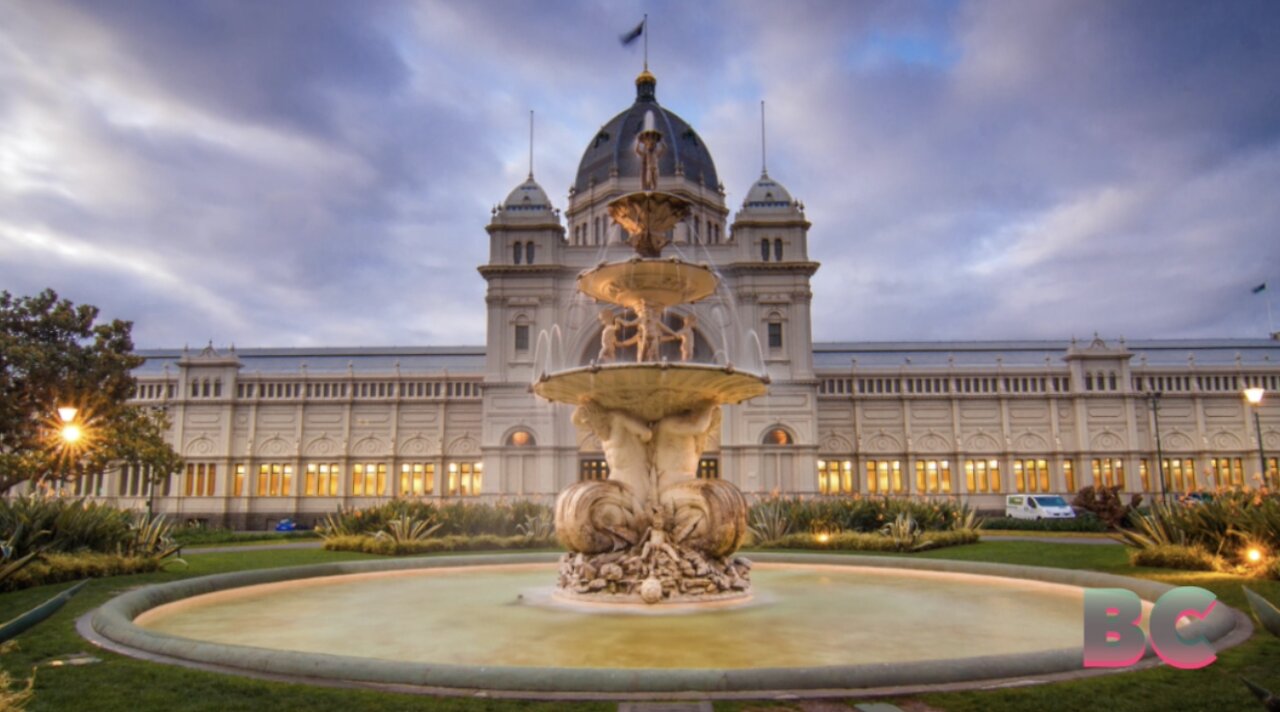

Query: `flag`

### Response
(1253, 283, 1267, 294)
(620, 19, 644, 46)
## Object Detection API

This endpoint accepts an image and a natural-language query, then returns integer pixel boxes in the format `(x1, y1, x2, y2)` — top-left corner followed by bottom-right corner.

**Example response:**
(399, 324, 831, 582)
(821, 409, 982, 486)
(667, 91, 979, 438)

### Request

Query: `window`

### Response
(119, 464, 153, 497)
(1063, 460, 1076, 493)
(767, 322, 783, 350)
(1140, 459, 1151, 492)
(965, 459, 1002, 493)
(760, 239, 770, 261)
(256, 464, 293, 497)
(513, 242, 523, 264)
(698, 458, 720, 479)
(305, 463, 340, 496)
(514, 324, 530, 352)
(764, 428, 793, 445)
(525, 241, 535, 264)
(1267, 457, 1279, 488)
(352, 463, 387, 496)
(1210, 458, 1245, 487)
(1091, 458, 1125, 490)
(773, 238, 783, 261)
(184, 463, 216, 497)
(1013, 459, 1049, 493)
(818, 460, 854, 495)
(400, 463, 435, 496)
(507, 430, 534, 447)
(447, 462, 482, 496)
(1163, 458, 1196, 492)
(866, 460, 904, 493)
(233, 464, 246, 497)
(915, 460, 953, 494)
(74, 472, 105, 497)
(580, 459, 609, 481)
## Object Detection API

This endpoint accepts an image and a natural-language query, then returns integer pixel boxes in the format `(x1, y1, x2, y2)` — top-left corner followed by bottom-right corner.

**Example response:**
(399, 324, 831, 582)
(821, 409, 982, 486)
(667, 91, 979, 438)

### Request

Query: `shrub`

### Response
(759, 528, 979, 552)
(322, 533, 559, 556)
(982, 514, 1108, 532)
(172, 528, 317, 546)
(317, 500, 554, 539)
(1129, 544, 1219, 572)
(746, 495, 971, 539)
(0, 494, 133, 556)
(1072, 486, 1142, 528)
(0, 553, 161, 592)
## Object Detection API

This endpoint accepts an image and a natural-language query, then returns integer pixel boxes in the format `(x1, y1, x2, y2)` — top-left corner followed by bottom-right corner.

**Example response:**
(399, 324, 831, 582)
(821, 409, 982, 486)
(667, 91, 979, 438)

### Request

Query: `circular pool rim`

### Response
(84, 551, 1250, 698)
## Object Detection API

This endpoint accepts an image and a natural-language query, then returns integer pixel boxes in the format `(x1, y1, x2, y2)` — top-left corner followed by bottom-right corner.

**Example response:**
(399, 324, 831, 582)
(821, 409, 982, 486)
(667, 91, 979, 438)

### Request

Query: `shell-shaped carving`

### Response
(1165, 431, 1195, 451)
(659, 479, 748, 558)
(306, 436, 336, 457)
(964, 432, 1000, 452)
(918, 432, 950, 453)
(258, 436, 288, 457)
(820, 432, 854, 454)
(1210, 431, 1242, 450)
(400, 436, 431, 456)
(353, 436, 385, 457)
(554, 480, 648, 554)
(1266, 431, 1280, 449)
(185, 437, 214, 457)
(447, 435, 479, 456)
(869, 432, 901, 453)
(1014, 432, 1048, 451)
(1091, 431, 1124, 450)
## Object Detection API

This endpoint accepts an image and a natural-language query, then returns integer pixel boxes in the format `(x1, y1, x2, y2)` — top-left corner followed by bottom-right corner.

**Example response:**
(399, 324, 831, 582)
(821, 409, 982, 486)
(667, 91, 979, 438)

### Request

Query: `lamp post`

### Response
(1146, 392, 1167, 502)
(1244, 387, 1267, 486)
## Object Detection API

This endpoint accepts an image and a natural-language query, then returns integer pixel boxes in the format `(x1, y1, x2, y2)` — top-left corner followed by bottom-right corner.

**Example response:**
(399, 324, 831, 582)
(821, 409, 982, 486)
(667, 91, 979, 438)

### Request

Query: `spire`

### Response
(760, 100, 768, 177)
(528, 109, 535, 179)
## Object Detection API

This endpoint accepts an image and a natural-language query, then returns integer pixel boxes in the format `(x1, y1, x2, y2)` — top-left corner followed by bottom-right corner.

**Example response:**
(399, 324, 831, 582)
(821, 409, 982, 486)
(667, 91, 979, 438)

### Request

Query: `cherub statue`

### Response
(619, 303, 665, 362)
(663, 313, 695, 362)
(597, 310, 622, 363)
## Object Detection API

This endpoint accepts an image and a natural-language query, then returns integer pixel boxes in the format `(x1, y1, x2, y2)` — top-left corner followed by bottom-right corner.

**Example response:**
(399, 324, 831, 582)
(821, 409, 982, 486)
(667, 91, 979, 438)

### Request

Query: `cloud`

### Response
(2, 0, 1278, 350)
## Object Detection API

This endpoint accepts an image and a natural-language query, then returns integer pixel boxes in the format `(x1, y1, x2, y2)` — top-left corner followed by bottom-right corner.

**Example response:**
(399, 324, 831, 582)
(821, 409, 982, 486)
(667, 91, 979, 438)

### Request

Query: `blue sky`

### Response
(2, 0, 1278, 348)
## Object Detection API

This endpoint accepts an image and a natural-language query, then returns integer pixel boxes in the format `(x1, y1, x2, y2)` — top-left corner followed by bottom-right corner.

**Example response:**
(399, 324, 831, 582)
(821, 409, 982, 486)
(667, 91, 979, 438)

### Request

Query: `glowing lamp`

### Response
(1246, 547, 1264, 564)
(61, 424, 82, 444)
(57, 406, 78, 423)
(1244, 387, 1265, 406)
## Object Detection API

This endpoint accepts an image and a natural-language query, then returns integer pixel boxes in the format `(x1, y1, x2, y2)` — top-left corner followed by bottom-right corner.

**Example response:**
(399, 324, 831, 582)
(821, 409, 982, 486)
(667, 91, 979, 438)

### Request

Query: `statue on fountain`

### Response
(536, 102, 766, 604)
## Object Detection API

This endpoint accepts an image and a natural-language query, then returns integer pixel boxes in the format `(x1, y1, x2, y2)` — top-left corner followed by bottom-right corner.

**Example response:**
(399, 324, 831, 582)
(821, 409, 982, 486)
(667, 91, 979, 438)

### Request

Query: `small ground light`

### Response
(1246, 547, 1264, 563)
(815, 533, 831, 543)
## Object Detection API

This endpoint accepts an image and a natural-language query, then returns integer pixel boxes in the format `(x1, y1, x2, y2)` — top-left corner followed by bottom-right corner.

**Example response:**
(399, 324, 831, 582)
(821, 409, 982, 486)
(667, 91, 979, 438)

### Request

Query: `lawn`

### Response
(1, 542, 1277, 711)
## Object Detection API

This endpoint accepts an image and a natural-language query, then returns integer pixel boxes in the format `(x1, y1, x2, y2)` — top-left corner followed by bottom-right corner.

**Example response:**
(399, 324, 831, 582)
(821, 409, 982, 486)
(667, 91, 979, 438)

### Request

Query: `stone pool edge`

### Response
(85, 551, 1248, 696)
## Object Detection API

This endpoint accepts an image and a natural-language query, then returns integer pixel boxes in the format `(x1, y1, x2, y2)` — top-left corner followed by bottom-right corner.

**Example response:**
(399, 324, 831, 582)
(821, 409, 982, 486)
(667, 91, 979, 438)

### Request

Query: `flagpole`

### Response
(643, 14, 649, 71)
(528, 110, 534, 179)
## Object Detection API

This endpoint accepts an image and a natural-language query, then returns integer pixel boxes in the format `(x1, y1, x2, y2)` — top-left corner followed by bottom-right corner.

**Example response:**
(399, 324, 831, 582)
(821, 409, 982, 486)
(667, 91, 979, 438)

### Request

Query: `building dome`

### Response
(573, 71, 720, 193)
(503, 176, 554, 212)
(742, 172, 795, 209)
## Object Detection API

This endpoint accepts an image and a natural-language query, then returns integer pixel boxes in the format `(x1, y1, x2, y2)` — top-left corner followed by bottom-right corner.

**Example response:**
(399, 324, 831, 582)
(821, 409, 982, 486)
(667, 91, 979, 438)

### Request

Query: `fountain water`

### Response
(532, 110, 767, 604)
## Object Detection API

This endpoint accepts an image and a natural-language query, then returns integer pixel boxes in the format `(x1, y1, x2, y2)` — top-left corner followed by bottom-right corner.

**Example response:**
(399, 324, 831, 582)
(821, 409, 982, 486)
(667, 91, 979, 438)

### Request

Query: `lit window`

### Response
(866, 460, 904, 493)
(1210, 458, 1245, 487)
(580, 459, 609, 481)
(399, 463, 435, 496)
(447, 462, 482, 496)
(818, 459, 854, 495)
(915, 460, 952, 494)
(1063, 460, 1076, 492)
(1162, 458, 1196, 491)
(507, 430, 534, 447)
(184, 463, 216, 497)
(352, 463, 387, 496)
(764, 428, 792, 445)
(965, 459, 1001, 493)
(1140, 459, 1151, 492)
(305, 463, 340, 496)
(233, 464, 246, 497)
(698, 458, 720, 479)
(256, 464, 293, 497)
(1013, 459, 1049, 493)
(1090, 458, 1125, 490)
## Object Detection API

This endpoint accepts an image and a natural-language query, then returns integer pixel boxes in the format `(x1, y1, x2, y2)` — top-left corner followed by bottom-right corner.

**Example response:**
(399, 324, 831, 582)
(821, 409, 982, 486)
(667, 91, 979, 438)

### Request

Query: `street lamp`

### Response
(1244, 387, 1268, 486)
(57, 406, 81, 444)
(1146, 391, 1168, 502)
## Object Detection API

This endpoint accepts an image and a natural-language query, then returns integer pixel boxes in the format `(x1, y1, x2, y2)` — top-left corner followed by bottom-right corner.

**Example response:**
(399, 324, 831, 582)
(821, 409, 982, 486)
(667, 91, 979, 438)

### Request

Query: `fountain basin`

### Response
(533, 363, 767, 422)
(85, 552, 1247, 697)
(577, 258, 717, 309)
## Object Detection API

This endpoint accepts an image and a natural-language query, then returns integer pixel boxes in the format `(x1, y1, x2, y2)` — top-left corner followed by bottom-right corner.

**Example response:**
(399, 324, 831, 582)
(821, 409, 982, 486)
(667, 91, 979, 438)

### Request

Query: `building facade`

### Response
(67, 72, 1280, 528)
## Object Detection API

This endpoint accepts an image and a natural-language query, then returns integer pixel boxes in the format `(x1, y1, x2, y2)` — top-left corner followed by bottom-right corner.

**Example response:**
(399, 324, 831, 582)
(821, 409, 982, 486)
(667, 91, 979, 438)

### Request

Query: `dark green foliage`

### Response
(982, 514, 1109, 532)
(759, 528, 979, 552)
(0, 494, 130, 557)
(1129, 544, 1219, 571)
(171, 528, 318, 546)
(0, 552, 161, 591)
(319, 500, 555, 538)
(1117, 491, 1280, 574)
(322, 534, 558, 556)
(746, 494, 972, 536)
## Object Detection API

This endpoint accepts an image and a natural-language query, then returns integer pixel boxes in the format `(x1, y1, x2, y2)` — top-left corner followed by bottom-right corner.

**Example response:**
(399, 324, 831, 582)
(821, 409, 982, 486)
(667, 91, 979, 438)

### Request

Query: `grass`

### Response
(982, 529, 1114, 539)
(2, 542, 1278, 711)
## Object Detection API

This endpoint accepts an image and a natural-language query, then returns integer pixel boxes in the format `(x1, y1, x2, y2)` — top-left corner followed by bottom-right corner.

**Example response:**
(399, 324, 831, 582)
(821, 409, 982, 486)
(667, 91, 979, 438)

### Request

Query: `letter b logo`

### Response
(1083, 587, 1217, 670)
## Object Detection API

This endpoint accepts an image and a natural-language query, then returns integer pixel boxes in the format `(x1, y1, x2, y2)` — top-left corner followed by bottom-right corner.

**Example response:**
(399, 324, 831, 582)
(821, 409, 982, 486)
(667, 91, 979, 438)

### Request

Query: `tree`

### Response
(0, 289, 182, 494)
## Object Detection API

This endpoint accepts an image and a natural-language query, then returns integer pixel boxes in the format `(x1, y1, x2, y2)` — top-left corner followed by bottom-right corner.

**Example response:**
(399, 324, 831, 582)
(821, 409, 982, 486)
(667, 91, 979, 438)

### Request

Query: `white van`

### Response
(1005, 494, 1076, 520)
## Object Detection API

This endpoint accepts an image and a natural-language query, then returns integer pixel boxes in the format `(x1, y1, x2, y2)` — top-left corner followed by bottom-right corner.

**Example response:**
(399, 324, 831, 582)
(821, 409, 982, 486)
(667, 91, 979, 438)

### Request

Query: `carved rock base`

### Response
(555, 535, 752, 605)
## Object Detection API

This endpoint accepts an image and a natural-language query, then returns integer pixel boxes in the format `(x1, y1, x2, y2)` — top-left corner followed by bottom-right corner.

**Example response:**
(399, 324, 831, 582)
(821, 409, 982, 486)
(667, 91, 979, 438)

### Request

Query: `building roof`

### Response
(133, 346, 487, 376)
(812, 339, 1280, 369)
(742, 172, 795, 210)
(573, 71, 719, 193)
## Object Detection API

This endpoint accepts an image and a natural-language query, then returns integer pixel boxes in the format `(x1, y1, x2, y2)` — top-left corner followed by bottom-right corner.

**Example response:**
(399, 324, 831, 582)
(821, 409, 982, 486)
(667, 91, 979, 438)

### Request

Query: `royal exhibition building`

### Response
(71, 71, 1279, 529)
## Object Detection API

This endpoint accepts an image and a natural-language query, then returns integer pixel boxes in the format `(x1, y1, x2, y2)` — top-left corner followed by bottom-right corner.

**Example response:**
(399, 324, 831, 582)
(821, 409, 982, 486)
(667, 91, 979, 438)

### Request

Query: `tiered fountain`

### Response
(533, 110, 768, 604)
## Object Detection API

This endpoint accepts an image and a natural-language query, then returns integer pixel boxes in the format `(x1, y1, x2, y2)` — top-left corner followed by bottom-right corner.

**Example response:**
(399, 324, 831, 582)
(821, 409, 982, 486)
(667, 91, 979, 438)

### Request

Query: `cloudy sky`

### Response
(2, 0, 1278, 348)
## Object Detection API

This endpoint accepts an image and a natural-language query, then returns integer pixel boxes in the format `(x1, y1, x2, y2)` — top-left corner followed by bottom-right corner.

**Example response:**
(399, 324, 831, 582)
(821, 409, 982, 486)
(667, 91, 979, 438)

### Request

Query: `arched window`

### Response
(763, 427, 793, 445)
(525, 241, 535, 264)
(506, 429, 536, 447)
(773, 239, 783, 261)
(760, 239, 770, 261)
(512, 242, 523, 264)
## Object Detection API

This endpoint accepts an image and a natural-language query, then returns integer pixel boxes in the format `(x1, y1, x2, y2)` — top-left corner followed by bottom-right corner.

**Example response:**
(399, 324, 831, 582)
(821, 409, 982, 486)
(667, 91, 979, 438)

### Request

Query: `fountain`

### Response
(533, 109, 766, 605)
